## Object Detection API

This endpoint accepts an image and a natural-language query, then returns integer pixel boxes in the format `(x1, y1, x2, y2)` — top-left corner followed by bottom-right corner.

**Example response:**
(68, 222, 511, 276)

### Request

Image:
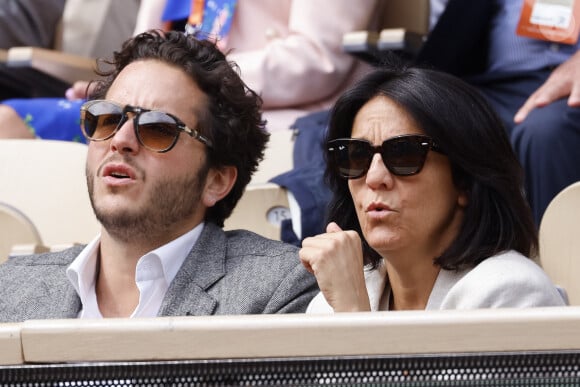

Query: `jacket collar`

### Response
(158, 222, 226, 316)
(38, 245, 84, 319)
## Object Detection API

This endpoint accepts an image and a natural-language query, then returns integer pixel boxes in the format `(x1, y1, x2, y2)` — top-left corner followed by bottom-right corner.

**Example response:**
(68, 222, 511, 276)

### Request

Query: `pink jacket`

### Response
(225, 0, 381, 130)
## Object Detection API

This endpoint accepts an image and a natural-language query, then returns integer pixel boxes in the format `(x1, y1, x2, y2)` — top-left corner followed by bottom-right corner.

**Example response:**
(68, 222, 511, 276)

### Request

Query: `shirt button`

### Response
(550, 43, 560, 52)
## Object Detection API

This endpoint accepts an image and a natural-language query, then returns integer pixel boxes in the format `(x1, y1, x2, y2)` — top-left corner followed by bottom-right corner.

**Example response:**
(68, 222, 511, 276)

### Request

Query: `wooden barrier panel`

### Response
(19, 307, 580, 363)
(1, 308, 580, 385)
(0, 323, 23, 365)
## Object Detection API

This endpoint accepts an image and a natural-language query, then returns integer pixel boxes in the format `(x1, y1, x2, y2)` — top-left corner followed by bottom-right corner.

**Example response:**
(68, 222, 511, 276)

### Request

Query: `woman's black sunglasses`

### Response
(327, 134, 443, 179)
(80, 100, 212, 153)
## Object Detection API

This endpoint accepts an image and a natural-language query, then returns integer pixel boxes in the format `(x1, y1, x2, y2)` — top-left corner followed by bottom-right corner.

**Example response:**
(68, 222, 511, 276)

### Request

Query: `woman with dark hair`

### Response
(299, 65, 566, 313)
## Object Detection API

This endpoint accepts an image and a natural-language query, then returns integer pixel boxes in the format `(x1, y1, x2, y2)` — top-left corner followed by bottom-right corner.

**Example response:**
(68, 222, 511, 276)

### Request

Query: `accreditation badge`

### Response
(517, 0, 580, 44)
(199, 0, 237, 49)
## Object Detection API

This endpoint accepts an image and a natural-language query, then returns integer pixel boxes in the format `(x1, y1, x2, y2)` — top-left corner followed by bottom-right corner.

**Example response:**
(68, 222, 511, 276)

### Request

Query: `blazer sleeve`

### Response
(263, 259, 320, 313)
(439, 252, 567, 309)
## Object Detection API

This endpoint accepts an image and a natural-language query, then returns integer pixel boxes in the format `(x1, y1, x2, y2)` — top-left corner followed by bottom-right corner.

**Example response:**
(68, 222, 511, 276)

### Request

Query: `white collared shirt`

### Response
(66, 223, 204, 318)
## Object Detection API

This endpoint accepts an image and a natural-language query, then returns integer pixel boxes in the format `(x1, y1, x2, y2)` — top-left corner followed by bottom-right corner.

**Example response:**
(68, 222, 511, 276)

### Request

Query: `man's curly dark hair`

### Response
(90, 30, 269, 227)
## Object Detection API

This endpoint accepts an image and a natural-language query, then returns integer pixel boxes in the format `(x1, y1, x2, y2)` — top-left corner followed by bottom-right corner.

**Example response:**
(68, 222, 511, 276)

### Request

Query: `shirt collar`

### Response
(66, 223, 205, 316)
(152, 222, 204, 285)
(66, 234, 101, 303)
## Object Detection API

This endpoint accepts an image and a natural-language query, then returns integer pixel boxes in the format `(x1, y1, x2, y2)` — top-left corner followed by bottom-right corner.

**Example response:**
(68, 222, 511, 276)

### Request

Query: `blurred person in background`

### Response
(419, 0, 580, 225)
(0, 0, 381, 139)
(0, 0, 66, 100)
(0, 0, 146, 139)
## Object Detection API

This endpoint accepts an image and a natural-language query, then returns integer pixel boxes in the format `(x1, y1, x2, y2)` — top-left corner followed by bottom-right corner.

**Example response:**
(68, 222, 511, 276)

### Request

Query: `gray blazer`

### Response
(0, 223, 319, 323)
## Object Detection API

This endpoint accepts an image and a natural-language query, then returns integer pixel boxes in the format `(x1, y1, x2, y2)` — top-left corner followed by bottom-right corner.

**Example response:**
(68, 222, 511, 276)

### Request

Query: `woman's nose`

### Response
(365, 153, 394, 188)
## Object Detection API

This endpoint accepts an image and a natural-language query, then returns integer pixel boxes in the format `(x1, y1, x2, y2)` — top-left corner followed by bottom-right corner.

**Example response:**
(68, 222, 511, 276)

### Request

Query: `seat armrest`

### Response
(377, 28, 426, 56)
(6, 47, 96, 84)
(342, 28, 426, 65)
(342, 30, 381, 64)
(342, 0, 429, 65)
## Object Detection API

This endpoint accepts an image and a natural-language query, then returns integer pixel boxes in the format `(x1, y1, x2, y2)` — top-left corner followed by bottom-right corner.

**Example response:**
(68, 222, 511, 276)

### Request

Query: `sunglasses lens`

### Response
(81, 101, 122, 140)
(329, 136, 433, 179)
(382, 137, 429, 175)
(137, 111, 180, 151)
(329, 140, 371, 179)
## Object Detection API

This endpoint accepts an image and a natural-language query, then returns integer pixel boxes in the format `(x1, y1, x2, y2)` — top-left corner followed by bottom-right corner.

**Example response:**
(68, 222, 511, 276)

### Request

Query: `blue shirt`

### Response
(430, 0, 578, 73)
(487, 0, 579, 73)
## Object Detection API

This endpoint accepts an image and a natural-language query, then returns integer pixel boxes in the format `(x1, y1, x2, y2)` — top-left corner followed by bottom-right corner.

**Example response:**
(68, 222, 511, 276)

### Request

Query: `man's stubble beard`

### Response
(86, 162, 209, 243)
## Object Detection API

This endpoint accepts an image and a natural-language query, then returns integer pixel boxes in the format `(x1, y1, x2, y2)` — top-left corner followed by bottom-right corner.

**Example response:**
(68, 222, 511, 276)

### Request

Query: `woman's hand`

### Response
(299, 222, 371, 312)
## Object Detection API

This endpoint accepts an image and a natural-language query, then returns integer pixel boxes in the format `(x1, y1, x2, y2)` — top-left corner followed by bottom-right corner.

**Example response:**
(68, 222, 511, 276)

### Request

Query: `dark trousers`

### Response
(470, 69, 580, 225)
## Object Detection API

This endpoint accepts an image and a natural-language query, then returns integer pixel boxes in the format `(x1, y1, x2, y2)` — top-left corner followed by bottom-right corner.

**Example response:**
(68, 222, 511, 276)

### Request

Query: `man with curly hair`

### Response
(0, 31, 318, 322)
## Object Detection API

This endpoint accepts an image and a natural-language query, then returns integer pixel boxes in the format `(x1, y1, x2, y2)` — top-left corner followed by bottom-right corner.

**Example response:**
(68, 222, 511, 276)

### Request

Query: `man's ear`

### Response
(202, 166, 238, 207)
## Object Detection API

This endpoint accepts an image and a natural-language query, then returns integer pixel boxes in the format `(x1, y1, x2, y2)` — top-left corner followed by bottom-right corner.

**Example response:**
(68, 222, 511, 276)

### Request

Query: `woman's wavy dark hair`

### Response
(90, 30, 268, 227)
(325, 63, 538, 270)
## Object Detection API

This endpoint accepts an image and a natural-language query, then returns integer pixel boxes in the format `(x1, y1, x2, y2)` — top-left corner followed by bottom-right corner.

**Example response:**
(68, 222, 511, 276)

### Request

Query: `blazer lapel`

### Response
(49, 281, 82, 318)
(425, 268, 469, 310)
(35, 247, 83, 319)
(159, 223, 226, 316)
(23, 272, 82, 319)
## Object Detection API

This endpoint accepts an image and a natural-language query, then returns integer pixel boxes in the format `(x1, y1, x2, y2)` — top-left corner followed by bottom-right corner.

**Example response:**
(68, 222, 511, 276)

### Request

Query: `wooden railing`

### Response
(2, 307, 580, 385)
